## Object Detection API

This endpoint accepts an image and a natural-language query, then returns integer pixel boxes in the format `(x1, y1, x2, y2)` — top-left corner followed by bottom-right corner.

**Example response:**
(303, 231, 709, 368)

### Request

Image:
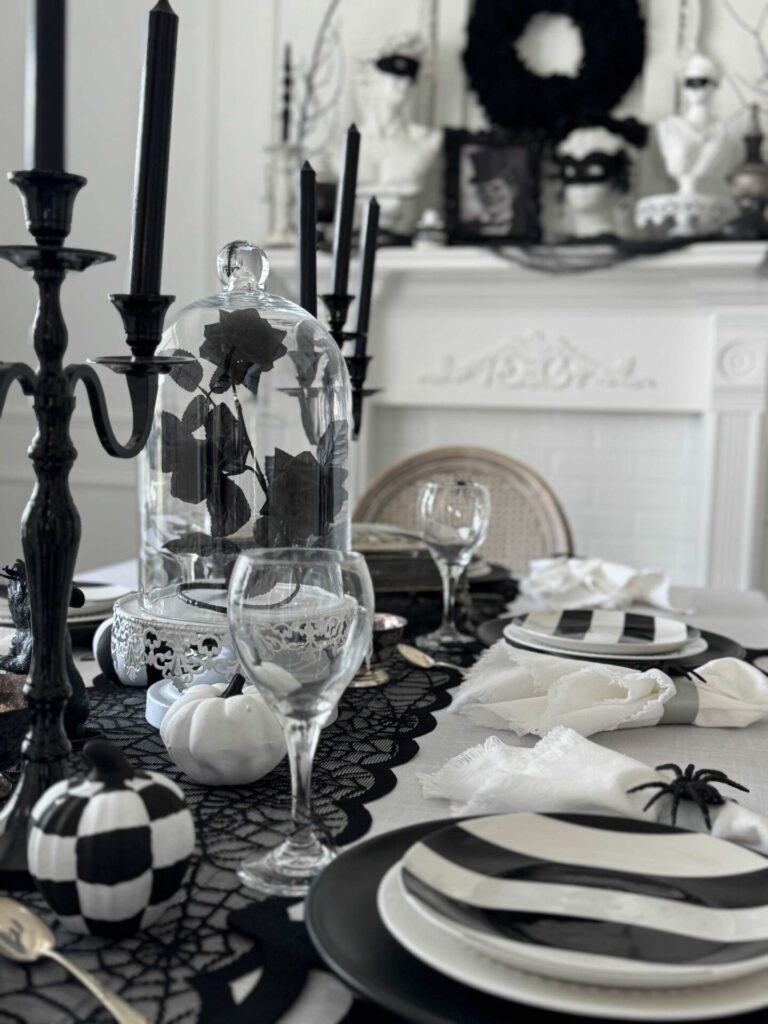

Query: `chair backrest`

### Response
(353, 447, 572, 575)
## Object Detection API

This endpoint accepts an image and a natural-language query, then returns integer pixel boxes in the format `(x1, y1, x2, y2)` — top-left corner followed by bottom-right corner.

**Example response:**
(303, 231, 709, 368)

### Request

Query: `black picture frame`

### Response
(444, 129, 542, 245)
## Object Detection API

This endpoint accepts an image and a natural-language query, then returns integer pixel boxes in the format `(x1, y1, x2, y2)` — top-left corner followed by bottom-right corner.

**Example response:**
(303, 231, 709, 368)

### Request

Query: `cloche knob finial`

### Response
(217, 241, 269, 293)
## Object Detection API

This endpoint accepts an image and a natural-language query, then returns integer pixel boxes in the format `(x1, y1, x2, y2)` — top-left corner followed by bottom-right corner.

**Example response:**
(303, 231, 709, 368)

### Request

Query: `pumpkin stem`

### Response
(220, 672, 246, 698)
(83, 740, 134, 783)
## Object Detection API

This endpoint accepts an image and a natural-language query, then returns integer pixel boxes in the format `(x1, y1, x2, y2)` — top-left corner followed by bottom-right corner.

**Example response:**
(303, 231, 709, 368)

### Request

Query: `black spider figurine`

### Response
(627, 762, 749, 830)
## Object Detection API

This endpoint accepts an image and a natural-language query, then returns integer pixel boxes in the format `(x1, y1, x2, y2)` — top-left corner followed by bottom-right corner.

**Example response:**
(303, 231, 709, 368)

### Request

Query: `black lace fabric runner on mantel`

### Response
(0, 661, 462, 1024)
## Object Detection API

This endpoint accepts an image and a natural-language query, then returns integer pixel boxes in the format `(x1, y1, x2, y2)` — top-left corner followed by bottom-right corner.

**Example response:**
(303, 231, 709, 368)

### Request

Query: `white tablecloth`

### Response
(70, 573, 768, 1021)
(363, 586, 768, 838)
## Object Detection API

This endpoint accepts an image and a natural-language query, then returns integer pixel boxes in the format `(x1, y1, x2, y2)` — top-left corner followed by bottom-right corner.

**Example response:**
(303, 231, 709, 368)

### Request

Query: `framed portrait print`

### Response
(444, 129, 542, 244)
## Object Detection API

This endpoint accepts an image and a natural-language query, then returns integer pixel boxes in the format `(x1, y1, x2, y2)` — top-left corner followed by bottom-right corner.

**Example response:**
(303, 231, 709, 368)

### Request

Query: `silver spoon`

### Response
(397, 643, 465, 675)
(0, 897, 147, 1024)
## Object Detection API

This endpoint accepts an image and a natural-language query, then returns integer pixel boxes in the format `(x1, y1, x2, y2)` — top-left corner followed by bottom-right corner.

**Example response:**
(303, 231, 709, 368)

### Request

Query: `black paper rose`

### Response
(201, 308, 288, 395)
(255, 421, 349, 546)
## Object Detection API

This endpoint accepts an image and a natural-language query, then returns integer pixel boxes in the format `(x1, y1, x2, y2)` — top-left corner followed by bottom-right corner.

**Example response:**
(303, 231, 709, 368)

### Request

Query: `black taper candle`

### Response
(281, 44, 292, 144)
(355, 196, 379, 346)
(330, 124, 360, 296)
(298, 160, 317, 316)
(129, 0, 178, 296)
(24, 0, 66, 171)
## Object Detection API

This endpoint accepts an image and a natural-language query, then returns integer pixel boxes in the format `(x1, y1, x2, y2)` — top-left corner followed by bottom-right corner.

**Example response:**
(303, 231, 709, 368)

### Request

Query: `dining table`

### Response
(2, 565, 768, 1024)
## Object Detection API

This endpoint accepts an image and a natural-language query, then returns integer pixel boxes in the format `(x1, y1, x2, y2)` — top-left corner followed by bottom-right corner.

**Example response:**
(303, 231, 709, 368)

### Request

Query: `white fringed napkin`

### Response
(519, 556, 688, 612)
(450, 641, 768, 737)
(419, 726, 768, 853)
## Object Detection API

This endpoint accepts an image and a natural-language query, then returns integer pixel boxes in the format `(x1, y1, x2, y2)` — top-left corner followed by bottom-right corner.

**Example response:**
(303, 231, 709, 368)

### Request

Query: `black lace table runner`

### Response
(0, 660, 462, 1024)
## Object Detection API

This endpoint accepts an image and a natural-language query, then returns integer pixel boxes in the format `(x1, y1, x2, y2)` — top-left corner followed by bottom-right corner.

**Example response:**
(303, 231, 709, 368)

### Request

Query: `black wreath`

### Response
(463, 0, 646, 136)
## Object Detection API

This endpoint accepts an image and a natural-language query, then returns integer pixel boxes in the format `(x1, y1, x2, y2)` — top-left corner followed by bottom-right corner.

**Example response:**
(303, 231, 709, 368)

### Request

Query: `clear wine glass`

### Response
(227, 548, 374, 896)
(416, 480, 491, 651)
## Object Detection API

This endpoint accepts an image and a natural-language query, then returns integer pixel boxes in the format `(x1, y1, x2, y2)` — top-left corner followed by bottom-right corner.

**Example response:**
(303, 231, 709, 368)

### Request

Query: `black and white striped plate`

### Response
(398, 813, 768, 989)
(507, 610, 699, 655)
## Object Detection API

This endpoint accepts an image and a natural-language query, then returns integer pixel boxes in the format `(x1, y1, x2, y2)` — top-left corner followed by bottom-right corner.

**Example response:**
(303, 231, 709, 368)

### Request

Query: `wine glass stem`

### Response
(439, 562, 461, 633)
(285, 717, 322, 841)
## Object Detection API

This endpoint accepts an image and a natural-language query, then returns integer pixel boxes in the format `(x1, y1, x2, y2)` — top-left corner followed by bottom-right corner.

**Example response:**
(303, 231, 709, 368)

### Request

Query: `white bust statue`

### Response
(556, 127, 630, 239)
(353, 33, 442, 238)
(657, 54, 729, 198)
(636, 54, 734, 236)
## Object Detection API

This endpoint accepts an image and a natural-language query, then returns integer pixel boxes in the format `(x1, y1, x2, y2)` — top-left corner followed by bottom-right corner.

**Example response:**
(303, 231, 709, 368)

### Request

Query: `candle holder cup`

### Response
(0, 168, 184, 887)
(319, 293, 379, 438)
(344, 351, 380, 439)
(320, 292, 354, 346)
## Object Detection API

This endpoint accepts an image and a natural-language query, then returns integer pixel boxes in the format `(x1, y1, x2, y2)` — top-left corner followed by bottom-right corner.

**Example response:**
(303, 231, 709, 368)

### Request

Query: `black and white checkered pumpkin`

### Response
(27, 740, 195, 937)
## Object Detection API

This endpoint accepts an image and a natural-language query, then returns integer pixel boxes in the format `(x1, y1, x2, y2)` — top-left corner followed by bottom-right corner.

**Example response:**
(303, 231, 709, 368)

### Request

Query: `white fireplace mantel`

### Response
(269, 242, 768, 591)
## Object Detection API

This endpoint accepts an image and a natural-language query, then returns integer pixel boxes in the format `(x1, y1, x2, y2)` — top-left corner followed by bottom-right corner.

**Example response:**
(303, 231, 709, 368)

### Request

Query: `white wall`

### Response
(0, 0, 277, 570)
(0, 0, 763, 570)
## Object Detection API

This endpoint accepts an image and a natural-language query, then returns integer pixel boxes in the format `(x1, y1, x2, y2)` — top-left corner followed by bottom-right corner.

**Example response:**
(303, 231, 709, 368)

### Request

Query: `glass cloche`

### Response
(139, 241, 352, 620)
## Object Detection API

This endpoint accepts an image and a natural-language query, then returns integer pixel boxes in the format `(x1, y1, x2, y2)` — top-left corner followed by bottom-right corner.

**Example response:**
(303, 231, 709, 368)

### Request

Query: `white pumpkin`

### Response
(159, 676, 286, 786)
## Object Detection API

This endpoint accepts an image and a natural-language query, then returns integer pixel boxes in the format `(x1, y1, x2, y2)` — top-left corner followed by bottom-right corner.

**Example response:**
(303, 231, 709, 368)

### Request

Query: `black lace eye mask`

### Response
(375, 54, 419, 79)
(559, 150, 630, 189)
(684, 77, 714, 89)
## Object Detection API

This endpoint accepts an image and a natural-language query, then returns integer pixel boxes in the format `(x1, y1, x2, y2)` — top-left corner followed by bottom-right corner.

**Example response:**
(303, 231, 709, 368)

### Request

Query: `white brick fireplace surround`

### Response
(273, 243, 768, 591)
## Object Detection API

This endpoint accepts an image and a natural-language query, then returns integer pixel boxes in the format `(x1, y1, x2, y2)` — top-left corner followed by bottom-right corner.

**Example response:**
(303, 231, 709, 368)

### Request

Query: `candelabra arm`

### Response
(0, 362, 37, 415)
(67, 364, 158, 459)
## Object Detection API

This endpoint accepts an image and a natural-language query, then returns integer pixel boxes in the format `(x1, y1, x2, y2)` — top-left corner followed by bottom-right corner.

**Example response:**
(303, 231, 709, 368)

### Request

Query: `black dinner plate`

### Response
(476, 617, 745, 670)
(306, 819, 765, 1024)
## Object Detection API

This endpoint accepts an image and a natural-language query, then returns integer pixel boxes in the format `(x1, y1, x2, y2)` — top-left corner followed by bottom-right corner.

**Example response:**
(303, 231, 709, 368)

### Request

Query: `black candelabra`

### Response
(0, 174, 184, 887)
(321, 292, 378, 439)
(0, 0, 184, 886)
(298, 135, 380, 439)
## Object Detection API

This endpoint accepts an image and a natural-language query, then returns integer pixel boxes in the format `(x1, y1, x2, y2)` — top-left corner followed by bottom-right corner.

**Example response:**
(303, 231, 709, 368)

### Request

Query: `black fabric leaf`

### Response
(317, 420, 349, 469)
(160, 411, 209, 503)
(170, 437, 209, 504)
(207, 475, 251, 537)
(209, 366, 232, 394)
(289, 322, 322, 388)
(182, 394, 209, 432)
(168, 348, 204, 392)
(200, 308, 288, 394)
(160, 410, 182, 473)
(161, 401, 252, 534)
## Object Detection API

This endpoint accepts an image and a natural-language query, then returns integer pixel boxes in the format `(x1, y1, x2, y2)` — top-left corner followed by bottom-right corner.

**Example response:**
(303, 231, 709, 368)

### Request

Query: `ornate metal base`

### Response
(111, 594, 237, 690)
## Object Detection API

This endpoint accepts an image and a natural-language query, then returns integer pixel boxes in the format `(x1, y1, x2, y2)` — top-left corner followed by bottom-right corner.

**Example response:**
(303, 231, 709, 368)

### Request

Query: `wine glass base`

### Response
(416, 628, 476, 652)
(348, 667, 390, 688)
(237, 836, 336, 897)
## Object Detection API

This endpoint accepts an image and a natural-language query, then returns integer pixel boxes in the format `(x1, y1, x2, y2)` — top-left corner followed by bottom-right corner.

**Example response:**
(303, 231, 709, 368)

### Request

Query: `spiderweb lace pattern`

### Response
(0, 662, 460, 1024)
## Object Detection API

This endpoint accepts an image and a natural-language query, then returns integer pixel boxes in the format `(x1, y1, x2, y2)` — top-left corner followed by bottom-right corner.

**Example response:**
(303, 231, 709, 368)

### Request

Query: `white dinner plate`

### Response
(397, 813, 768, 990)
(377, 861, 768, 1020)
(503, 622, 709, 663)
(0, 582, 131, 628)
(508, 610, 698, 656)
